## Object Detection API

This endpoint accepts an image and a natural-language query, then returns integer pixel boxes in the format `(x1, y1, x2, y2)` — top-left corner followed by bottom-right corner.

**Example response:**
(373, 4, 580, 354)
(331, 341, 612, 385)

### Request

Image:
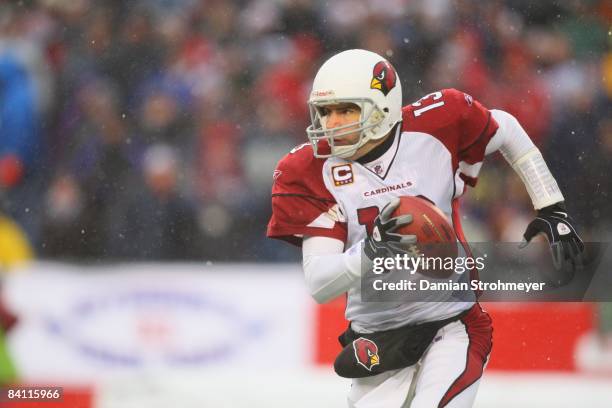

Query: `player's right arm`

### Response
(302, 199, 415, 304)
(267, 144, 357, 303)
(302, 236, 362, 304)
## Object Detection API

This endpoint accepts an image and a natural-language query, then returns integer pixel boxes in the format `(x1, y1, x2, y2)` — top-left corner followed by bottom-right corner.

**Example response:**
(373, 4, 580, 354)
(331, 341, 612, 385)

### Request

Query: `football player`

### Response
(267, 49, 583, 407)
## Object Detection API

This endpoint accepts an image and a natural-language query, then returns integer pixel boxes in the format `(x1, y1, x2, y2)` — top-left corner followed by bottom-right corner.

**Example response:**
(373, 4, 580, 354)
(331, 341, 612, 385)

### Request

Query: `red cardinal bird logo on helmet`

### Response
(370, 61, 397, 96)
(353, 337, 381, 371)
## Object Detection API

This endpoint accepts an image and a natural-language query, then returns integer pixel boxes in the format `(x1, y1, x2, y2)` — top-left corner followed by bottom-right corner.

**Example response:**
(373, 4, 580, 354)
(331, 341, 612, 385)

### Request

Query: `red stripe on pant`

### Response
(438, 304, 493, 408)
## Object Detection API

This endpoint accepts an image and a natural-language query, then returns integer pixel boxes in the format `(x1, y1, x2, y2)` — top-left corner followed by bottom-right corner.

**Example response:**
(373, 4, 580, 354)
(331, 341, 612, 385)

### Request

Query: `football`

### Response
(392, 195, 458, 277)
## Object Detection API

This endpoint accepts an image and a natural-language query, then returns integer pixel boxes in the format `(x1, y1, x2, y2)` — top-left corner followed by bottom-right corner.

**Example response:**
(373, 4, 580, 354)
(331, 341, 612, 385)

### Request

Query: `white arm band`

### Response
(302, 236, 362, 304)
(487, 109, 564, 209)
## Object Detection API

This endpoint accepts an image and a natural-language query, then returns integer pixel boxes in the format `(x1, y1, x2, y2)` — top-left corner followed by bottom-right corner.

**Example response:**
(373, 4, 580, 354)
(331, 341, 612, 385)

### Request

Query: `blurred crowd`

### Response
(0, 0, 610, 262)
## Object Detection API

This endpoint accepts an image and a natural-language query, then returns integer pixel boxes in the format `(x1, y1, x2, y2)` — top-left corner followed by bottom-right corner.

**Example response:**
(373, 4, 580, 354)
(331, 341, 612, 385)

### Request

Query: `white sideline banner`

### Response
(3, 262, 311, 382)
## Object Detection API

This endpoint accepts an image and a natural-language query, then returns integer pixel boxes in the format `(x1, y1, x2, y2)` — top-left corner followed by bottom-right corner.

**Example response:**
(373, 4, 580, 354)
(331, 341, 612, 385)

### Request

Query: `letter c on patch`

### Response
(332, 164, 354, 186)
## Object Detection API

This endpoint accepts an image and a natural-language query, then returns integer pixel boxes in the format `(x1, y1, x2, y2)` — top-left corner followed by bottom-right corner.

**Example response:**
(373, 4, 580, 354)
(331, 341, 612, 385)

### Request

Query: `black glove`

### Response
(520, 202, 584, 272)
(363, 198, 417, 262)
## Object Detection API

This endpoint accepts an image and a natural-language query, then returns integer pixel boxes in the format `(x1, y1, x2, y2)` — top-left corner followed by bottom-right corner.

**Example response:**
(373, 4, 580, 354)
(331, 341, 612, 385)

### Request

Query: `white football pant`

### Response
(347, 305, 492, 408)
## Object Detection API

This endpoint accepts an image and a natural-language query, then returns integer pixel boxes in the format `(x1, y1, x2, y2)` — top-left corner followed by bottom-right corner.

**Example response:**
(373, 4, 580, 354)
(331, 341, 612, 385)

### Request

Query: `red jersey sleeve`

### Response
(444, 89, 498, 163)
(447, 89, 498, 186)
(266, 144, 347, 247)
(403, 89, 499, 187)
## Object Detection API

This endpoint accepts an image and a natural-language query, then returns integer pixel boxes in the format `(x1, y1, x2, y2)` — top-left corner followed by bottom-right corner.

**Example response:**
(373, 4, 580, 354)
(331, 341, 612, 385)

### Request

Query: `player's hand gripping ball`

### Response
(363, 197, 417, 262)
(391, 196, 458, 278)
(363, 196, 458, 278)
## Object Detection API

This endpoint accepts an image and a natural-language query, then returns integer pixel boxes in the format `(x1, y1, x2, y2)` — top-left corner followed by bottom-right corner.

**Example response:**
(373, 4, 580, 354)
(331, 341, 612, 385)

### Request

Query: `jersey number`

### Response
(412, 91, 445, 117)
(357, 206, 380, 235)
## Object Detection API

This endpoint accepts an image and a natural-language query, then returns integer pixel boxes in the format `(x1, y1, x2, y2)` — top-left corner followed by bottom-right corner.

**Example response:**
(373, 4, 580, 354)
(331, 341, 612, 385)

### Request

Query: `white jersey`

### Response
(268, 88, 499, 331)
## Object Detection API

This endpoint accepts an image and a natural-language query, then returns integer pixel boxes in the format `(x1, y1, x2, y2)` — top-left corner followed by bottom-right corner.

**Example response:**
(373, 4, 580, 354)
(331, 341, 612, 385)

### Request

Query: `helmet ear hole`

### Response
(383, 108, 389, 113)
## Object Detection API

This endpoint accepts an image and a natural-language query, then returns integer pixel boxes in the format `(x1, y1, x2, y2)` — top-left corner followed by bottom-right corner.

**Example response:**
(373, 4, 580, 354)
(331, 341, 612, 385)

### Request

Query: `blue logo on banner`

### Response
(46, 290, 266, 367)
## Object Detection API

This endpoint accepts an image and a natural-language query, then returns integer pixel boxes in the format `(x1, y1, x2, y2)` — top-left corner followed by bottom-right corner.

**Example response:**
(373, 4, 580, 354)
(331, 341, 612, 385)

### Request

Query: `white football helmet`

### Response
(306, 49, 402, 159)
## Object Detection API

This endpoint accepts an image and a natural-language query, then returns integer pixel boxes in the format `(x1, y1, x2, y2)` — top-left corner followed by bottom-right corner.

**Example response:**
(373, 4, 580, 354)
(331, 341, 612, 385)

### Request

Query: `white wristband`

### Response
(512, 148, 564, 209)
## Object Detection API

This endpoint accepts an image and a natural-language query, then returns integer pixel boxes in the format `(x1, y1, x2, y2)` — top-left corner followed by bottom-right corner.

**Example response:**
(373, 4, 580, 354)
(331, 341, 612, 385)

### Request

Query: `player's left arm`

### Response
(485, 109, 584, 269)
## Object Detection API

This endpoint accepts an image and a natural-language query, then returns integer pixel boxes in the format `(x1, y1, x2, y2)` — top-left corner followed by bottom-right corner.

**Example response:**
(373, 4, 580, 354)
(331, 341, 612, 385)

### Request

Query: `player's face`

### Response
(321, 103, 362, 145)
(318, 102, 387, 160)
